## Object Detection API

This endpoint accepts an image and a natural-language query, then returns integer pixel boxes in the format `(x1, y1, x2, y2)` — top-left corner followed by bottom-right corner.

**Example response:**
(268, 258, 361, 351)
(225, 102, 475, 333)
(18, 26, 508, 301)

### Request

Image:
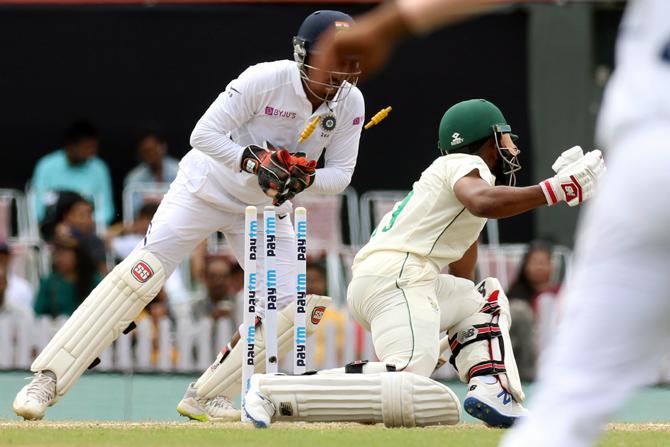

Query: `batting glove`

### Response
(539, 149, 606, 206)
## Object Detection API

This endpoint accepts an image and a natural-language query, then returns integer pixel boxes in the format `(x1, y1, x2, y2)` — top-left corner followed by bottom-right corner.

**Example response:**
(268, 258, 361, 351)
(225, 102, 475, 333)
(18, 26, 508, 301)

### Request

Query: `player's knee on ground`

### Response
(371, 315, 439, 377)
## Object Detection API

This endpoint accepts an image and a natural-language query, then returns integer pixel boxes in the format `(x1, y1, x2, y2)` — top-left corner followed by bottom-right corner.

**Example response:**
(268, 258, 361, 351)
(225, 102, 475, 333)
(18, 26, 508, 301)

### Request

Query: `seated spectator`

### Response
(42, 192, 107, 274)
(0, 265, 33, 321)
(34, 235, 102, 318)
(0, 241, 34, 309)
(31, 120, 114, 225)
(508, 240, 560, 308)
(308, 261, 347, 367)
(108, 202, 159, 262)
(191, 256, 237, 326)
(507, 240, 561, 381)
(124, 128, 179, 217)
(306, 262, 328, 296)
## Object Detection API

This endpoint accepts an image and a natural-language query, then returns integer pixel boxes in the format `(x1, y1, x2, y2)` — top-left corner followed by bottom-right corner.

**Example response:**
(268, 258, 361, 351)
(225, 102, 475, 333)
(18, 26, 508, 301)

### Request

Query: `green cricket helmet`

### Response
(437, 99, 521, 186)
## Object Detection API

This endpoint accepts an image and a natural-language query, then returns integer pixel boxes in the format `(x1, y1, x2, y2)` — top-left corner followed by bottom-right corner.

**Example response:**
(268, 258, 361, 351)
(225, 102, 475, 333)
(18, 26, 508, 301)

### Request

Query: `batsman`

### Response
(243, 99, 606, 428)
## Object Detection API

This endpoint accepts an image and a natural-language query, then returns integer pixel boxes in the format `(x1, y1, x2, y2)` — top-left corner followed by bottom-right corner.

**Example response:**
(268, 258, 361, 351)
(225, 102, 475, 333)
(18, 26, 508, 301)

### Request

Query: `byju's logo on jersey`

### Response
(131, 261, 154, 283)
(451, 132, 464, 146)
(264, 106, 297, 119)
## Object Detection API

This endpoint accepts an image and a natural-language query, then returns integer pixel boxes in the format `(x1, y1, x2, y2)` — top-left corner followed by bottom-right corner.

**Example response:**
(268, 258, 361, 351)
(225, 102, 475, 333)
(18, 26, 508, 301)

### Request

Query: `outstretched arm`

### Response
(454, 171, 546, 219)
(454, 149, 605, 218)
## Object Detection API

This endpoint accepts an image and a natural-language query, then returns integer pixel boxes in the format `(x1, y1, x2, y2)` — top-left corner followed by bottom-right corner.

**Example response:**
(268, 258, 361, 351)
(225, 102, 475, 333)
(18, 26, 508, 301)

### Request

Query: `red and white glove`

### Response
(241, 145, 292, 201)
(539, 149, 606, 207)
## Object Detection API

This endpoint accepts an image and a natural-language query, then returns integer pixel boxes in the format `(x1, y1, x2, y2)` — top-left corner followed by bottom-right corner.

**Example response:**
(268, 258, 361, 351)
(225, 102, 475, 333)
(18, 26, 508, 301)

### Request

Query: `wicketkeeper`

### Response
(242, 98, 605, 428)
(13, 10, 364, 421)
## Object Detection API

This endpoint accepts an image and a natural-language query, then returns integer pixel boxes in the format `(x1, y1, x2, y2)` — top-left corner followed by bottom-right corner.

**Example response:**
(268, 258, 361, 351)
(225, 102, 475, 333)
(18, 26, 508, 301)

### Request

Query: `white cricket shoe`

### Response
(13, 371, 58, 420)
(242, 374, 275, 428)
(176, 382, 240, 422)
(463, 376, 528, 428)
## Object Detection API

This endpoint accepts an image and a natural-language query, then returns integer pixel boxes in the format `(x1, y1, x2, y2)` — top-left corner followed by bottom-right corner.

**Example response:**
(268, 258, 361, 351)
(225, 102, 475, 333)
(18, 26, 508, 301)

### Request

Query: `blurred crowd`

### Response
(1, 120, 564, 378)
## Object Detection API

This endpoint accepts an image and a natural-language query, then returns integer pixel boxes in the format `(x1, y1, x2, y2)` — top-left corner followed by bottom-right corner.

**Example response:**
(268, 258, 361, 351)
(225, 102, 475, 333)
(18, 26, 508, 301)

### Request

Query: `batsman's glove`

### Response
(539, 148, 606, 206)
(241, 145, 292, 202)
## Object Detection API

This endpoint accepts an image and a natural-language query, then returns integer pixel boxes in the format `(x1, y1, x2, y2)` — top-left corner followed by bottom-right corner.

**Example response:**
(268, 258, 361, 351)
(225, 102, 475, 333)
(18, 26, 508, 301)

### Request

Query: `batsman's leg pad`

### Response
(447, 277, 525, 402)
(257, 371, 461, 427)
(319, 360, 397, 375)
(196, 294, 331, 399)
(31, 249, 165, 395)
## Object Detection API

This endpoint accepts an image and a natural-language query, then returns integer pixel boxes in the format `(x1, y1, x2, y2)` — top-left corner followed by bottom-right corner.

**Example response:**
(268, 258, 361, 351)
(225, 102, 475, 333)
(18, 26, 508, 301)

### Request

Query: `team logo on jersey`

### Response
(352, 116, 364, 126)
(451, 132, 464, 146)
(131, 261, 154, 283)
(321, 114, 337, 131)
(311, 306, 326, 324)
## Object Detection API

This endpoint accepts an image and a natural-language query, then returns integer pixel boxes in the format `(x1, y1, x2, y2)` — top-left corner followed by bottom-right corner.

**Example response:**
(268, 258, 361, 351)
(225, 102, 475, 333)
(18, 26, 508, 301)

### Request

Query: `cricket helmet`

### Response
(438, 99, 521, 185)
(292, 10, 360, 102)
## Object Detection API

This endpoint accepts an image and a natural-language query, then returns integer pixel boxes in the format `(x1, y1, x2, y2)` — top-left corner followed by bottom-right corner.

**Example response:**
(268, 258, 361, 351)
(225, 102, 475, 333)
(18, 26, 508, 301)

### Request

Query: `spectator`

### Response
(31, 120, 114, 225)
(306, 262, 328, 295)
(507, 240, 561, 381)
(0, 265, 33, 321)
(0, 241, 34, 309)
(192, 256, 237, 325)
(42, 192, 107, 274)
(108, 202, 159, 262)
(508, 240, 559, 307)
(307, 261, 345, 366)
(124, 128, 179, 216)
(33, 235, 102, 318)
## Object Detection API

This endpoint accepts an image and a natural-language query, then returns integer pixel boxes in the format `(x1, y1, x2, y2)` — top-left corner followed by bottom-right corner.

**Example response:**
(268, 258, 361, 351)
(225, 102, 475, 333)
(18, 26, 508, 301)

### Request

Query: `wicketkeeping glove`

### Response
(273, 153, 317, 206)
(539, 149, 606, 207)
(241, 145, 292, 200)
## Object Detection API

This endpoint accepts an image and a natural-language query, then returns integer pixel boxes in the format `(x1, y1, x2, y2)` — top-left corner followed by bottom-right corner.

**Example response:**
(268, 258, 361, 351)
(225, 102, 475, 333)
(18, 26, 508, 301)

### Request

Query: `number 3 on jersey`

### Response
(381, 191, 414, 233)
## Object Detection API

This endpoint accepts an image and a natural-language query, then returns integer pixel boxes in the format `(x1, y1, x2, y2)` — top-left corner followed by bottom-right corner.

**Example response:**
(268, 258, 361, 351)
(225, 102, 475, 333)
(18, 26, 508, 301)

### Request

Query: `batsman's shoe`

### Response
(177, 382, 239, 422)
(242, 374, 276, 428)
(13, 371, 58, 420)
(463, 376, 528, 428)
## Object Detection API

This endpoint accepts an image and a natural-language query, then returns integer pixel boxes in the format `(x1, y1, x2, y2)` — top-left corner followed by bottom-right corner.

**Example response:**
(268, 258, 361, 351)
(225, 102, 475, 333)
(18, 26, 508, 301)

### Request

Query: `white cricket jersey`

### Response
(596, 0, 670, 148)
(180, 59, 365, 211)
(353, 153, 495, 273)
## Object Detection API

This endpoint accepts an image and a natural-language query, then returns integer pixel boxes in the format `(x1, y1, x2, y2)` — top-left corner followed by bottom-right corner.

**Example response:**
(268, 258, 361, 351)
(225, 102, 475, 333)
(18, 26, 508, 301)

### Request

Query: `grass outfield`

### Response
(1, 422, 669, 447)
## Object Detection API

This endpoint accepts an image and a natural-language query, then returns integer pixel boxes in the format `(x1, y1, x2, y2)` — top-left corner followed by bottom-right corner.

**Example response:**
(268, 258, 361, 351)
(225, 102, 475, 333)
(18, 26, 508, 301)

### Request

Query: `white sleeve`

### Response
(311, 88, 365, 194)
(446, 157, 494, 189)
(189, 69, 262, 171)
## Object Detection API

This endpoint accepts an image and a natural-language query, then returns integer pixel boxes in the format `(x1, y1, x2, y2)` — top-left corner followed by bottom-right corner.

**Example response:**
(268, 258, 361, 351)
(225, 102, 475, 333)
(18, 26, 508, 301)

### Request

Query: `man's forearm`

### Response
(396, 0, 508, 35)
(470, 185, 547, 219)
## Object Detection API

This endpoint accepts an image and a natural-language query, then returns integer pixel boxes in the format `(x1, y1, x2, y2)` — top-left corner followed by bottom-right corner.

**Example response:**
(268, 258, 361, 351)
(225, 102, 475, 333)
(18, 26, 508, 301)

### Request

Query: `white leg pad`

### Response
(196, 294, 331, 400)
(446, 277, 525, 402)
(31, 249, 165, 396)
(257, 371, 461, 427)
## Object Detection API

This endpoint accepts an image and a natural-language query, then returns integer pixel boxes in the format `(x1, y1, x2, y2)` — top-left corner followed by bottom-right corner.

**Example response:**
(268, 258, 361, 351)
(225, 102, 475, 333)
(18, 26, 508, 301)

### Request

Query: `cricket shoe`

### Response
(13, 371, 58, 420)
(242, 374, 276, 428)
(177, 382, 240, 422)
(463, 376, 528, 428)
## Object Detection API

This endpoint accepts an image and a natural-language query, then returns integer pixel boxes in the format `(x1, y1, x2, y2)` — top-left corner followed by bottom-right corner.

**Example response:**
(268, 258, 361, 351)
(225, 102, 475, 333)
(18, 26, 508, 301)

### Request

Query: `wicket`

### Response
(241, 205, 308, 419)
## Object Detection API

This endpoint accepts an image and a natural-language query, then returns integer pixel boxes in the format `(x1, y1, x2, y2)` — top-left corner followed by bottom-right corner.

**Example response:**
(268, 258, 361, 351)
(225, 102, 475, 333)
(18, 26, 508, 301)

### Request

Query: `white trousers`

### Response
(347, 252, 484, 377)
(141, 171, 297, 316)
(501, 125, 670, 447)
